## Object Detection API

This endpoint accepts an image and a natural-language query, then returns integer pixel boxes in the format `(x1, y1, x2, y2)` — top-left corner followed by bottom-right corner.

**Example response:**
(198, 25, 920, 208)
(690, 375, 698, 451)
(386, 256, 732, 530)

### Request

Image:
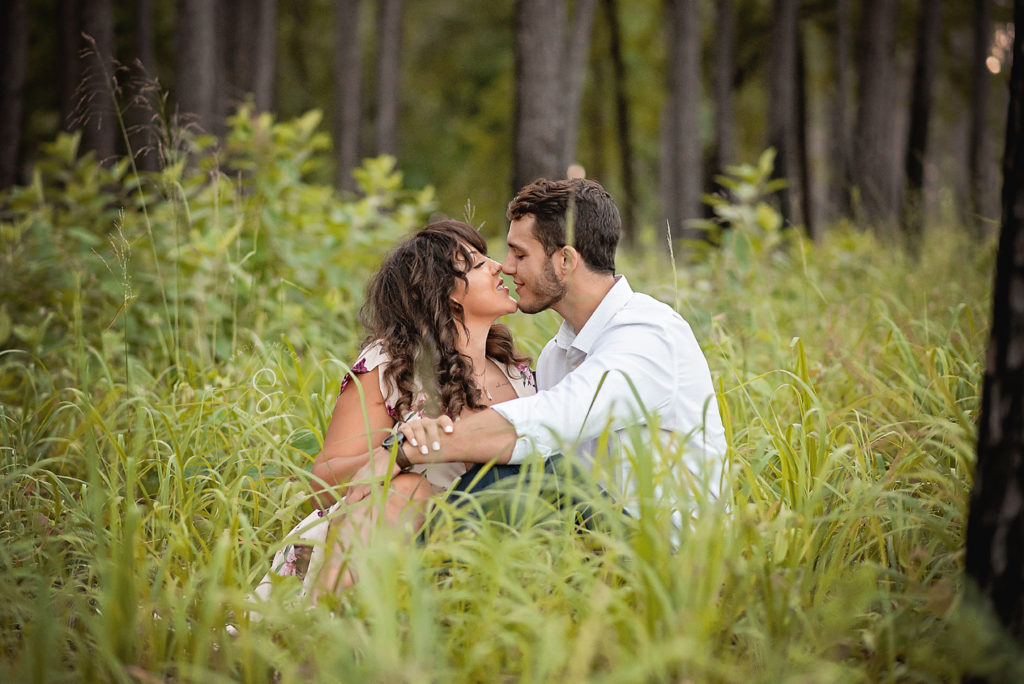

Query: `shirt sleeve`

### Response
(492, 317, 680, 464)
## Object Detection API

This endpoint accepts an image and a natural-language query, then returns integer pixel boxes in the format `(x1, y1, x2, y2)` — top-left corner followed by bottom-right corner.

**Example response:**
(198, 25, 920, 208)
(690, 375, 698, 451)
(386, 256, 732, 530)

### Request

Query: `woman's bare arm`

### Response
(310, 366, 395, 507)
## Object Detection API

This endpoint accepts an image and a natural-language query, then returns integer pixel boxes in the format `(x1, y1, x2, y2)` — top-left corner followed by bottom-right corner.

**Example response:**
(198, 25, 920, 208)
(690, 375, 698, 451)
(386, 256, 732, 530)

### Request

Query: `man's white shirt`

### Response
(493, 276, 728, 507)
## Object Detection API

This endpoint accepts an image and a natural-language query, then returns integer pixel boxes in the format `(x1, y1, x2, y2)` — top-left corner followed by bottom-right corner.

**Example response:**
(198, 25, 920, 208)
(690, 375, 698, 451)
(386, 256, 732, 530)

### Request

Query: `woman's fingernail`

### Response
(432, 441, 441, 451)
(444, 425, 453, 433)
(420, 445, 429, 455)
(410, 438, 418, 447)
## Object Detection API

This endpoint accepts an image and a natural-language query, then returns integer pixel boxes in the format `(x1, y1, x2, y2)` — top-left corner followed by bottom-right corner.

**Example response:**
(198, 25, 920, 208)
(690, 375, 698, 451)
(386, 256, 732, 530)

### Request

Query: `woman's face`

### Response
(451, 244, 518, 320)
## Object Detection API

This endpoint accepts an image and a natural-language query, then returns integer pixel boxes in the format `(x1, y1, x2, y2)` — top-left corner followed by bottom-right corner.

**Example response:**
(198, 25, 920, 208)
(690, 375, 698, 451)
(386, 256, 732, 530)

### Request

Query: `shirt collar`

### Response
(553, 275, 633, 353)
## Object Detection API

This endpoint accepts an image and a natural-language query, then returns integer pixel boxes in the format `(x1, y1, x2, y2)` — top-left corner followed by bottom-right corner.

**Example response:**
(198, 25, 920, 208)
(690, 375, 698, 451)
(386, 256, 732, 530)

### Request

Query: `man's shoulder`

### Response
(614, 290, 690, 329)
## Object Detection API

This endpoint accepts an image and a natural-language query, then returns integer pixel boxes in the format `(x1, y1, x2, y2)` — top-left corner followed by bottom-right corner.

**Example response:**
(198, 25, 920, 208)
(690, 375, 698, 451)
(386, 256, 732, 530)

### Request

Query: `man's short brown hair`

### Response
(506, 178, 621, 274)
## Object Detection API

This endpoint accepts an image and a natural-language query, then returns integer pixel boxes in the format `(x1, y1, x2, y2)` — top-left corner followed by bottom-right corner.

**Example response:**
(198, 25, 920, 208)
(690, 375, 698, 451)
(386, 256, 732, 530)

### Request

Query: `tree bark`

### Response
(903, 0, 942, 242)
(969, 0, 994, 227)
(768, 0, 801, 228)
(79, 0, 118, 164)
(560, 0, 597, 172)
(176, 0, 219, 134)
(513, 0, 567, 190)
(965, 0, 1024, 646)
(0, 0, 28, 188)
(852, 0, 899, 229)
(127, 0, 158, 171)
(830, 0, 852, 219)
(712, 0, 736, 173)
(374, 0, 403, 157)
(603, 0, 636, 243)
(252, 0, 277, 112)
(57, 0, 79, 133)
(660, 0, 702, 244)
(335, 0, 363, 192)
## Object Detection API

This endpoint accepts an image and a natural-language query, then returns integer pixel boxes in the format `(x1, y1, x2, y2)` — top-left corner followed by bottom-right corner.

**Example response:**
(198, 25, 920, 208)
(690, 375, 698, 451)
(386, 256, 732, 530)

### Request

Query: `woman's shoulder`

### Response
(494, 358, 537, 396)
(338, 341, 391, 391)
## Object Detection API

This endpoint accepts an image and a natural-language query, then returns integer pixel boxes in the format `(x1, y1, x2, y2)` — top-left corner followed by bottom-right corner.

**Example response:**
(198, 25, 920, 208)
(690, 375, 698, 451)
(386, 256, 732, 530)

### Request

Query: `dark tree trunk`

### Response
(176, 0, 219, 134)
(127, 0, 158, 171)
(712, 0, 736, 173)
(796, 32, 814, 240)
(560, 0, 596, 172)
(513, 0, 567, 190)
(0, 0, 28, 189)
(57, 0, 80, 132)
(768, 0, 801, 228)
(335, 0, 363, 192)
(830, 0, 852, 219)
(660, 0, 702, 244)
(374, 0, 402, 157)
(79, 0, 118, 164)
(603, 0, 637, 244)
(965, 0, 1024, 646)
(252, 0, 277, 112)
(903, 0, 942, 241)
(969, 0, 994, 228)
(852, 0, 899, 229)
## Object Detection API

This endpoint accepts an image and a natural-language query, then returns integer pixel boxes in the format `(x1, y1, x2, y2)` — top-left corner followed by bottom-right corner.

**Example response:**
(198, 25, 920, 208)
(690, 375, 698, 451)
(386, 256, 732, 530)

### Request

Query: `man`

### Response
(392, 177, 727, 512)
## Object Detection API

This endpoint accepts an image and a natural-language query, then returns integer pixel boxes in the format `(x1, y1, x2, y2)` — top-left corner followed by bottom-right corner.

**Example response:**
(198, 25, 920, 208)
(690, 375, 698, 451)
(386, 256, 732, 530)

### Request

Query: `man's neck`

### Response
(553, 272, 617, 334)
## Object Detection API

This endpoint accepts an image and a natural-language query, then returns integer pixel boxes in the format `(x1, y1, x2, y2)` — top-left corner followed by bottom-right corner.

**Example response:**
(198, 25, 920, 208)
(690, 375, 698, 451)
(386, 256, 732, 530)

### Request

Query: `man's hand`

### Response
(399, 415, 455, 463)
(343, 447, 403, 504)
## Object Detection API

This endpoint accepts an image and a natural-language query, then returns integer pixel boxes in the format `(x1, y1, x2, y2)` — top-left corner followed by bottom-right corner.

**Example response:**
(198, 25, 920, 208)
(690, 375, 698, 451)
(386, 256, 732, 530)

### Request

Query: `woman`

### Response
(254, 220, 536, 604)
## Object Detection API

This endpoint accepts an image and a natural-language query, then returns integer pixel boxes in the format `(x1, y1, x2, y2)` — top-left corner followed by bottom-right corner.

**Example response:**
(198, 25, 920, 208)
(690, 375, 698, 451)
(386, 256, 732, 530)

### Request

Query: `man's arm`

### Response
(397, 407, 519, 466)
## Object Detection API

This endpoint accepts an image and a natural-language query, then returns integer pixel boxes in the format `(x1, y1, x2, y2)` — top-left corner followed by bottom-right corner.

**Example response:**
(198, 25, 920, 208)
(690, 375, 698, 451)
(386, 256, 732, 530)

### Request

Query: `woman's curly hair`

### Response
(359, 219, 530, 419)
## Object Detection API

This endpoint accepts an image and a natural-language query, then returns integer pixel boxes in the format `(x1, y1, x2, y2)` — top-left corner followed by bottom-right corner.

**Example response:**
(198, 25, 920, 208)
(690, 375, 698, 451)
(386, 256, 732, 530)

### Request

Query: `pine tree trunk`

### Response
(513, 0, 567, 190)
(57, 0, 79, 133)
(0, 0, 28, 188)
(660, 0, 701, 244)
(965, 0, 1024, 645)
(374, 0, 402, 157)
(769, 0, 801, 227)
(969, 0, 994, 228)
(903, 0, 942, 241)
(560, 0, 596, 172)
(335, 0, 363, 192)
(831, 0, 852, 219)
(127, 0, 159, 172)
(252, 0, 277, 113)
(176, 0, 219, 134)
(80, 0, 117, 164)
(603, 0, 636, 243)
(853, 0, 899, 229)
(712, 0, 736, 173)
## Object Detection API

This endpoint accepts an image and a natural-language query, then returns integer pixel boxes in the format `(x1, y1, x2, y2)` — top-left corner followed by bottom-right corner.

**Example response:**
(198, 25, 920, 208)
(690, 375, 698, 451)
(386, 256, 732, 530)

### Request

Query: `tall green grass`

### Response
(1, 118, 1020, 681)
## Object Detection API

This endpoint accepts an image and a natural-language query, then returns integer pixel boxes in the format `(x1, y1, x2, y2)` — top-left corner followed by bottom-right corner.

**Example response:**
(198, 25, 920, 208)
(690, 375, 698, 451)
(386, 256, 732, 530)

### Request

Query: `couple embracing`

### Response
(255, 177, 727, 603)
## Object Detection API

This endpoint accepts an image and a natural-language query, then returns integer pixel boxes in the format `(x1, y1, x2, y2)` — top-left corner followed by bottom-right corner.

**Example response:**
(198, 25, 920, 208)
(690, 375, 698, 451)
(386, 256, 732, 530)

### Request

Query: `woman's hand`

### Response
(399, 415, 455, 462)
(342, 447, 403, 504)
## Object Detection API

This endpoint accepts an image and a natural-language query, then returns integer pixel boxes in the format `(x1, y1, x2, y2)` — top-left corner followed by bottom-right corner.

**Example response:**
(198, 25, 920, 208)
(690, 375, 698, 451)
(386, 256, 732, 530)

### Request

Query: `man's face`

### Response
(502, 215, 567, 314)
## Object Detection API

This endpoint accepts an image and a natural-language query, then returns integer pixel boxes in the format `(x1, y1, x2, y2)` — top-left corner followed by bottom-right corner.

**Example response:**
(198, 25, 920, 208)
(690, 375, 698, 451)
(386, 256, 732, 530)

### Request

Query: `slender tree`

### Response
(57, 0, 79, 133)
(712, 0, 736, 174)
(830, 0, 853, 219)
(969, 0, 995, 228)
(513, 0, 568, 190)
(252, 0, 277, 113)
(965, 0, 1024, 646)
(335, 0, 363, 192)
(603, 0, 637, 242)
(768, 0, 802, 228)
(852, 0, 899, 229)
(560, 0, 597, 172)
(127, 0, 158, 171)
(660, 0, 702, 244)
(0, 0, 28, 188)
(176, 0, 219, 134)
(903, 0, 942, 241)
(374, 0, 403, 157)
(79, 0, 117, 163)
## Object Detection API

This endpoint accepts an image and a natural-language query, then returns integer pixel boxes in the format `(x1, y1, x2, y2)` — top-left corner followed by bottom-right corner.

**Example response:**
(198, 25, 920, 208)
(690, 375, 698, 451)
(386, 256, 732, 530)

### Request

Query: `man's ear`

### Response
(560, 246, 579, 273)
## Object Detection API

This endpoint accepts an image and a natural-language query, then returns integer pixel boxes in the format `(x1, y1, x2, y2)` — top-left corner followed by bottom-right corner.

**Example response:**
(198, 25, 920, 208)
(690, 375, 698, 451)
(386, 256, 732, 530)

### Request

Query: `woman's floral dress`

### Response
(252, 342, 536, 602)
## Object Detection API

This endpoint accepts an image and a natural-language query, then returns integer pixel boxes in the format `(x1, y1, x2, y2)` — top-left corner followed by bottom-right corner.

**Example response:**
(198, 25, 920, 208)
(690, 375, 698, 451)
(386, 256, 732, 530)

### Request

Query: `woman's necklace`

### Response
(471, 363, 493, 401)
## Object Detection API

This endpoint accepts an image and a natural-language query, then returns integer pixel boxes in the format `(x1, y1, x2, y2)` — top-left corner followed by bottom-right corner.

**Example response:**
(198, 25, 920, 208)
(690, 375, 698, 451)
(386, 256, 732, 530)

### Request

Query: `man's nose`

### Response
(501, 260, 514, 275)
